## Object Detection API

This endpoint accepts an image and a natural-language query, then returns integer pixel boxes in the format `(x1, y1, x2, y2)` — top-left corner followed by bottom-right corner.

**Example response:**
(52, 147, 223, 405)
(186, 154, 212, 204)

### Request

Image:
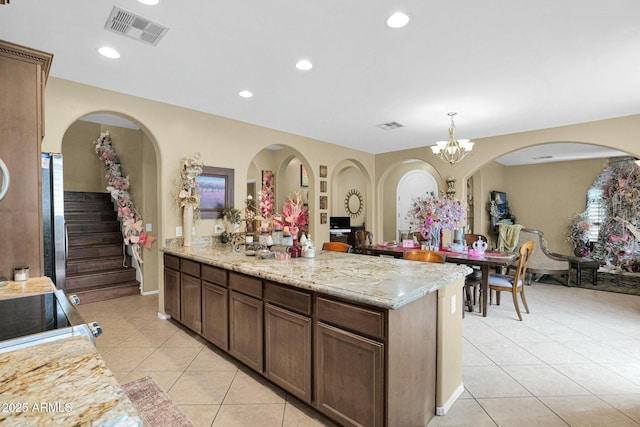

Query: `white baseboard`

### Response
(141, 289, 159, 296)
(157, 312, 171, 320)
(436, 382, 465, 416)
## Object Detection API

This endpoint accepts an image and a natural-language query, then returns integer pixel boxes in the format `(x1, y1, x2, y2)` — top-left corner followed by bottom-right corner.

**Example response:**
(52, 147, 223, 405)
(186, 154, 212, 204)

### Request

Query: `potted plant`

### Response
(221, 203, 242, 243)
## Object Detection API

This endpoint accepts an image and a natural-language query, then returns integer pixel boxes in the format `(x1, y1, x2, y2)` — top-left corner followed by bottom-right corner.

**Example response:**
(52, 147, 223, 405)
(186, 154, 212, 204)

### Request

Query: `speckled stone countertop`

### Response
(0, 277, 56, 300)
(0, 335, 141, 426)
(163, 243, 471, 309)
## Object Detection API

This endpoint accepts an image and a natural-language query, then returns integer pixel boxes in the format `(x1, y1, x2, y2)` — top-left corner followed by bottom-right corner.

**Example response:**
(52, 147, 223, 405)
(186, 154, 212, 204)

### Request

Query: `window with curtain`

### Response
(586, 187, 604, 242)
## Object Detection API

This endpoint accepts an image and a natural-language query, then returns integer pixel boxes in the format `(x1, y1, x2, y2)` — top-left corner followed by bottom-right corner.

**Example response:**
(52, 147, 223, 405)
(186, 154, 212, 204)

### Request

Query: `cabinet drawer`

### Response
(164, 254, 180, 270)
(180, 258, 200, 277)
(316, 297, 385, 340)
(265, 282, 311, 316)
(202, 264, 228, 286)
(229, 272, 263, 299)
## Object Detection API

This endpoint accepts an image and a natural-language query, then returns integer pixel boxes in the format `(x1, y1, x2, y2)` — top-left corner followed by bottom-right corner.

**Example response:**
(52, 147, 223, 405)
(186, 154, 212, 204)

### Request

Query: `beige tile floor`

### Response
(77, 282, 640, 427)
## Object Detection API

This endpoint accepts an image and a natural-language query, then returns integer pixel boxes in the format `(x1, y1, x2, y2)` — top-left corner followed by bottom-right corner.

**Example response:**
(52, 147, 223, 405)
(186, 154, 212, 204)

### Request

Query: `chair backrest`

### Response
(322, 241, 352, 253)
(512, 240, 535, 286)
(463, 233, 488, 248)
(403, 249, 446, 264)
(354, 230, 372, 247)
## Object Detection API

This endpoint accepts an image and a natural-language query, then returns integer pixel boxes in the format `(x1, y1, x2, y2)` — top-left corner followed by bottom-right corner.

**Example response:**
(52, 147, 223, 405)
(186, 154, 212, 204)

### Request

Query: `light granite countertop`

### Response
(0, 276, 56, 300)
(0, 335, 141, 426)
(163, 243, 471, 309)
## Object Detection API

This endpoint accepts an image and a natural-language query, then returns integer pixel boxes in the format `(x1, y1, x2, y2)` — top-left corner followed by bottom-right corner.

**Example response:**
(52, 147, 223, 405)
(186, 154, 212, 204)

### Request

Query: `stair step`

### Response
(67, 281, 140, 304)
(65, 201, 115, 213)
(65, 212, 118, 222)
(64, 192, 111, 202)
(66, 268, 138, 290)
(67, 231, 123, 247)
(67, 243, 123, 260)
(66, 221, 120, 233)
(66, 255, 131, 275)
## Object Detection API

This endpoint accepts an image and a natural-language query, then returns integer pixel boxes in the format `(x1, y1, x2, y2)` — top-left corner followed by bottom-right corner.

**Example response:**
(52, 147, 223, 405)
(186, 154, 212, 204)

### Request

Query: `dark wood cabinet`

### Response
(180, 273, 201, 333)
(202, 281, 228, 349)
(265, 303, 312, 402)
(229, 290, 263, 371)
(0, 41, 52, 281)
(314, 295, 386, 427)
(162, 252, 440, 427)
(163, 256, 180, 320)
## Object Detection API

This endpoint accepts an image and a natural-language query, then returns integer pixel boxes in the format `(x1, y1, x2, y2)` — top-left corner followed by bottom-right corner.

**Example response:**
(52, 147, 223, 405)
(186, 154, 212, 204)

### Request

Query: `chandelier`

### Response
(430, 112, 474, 164)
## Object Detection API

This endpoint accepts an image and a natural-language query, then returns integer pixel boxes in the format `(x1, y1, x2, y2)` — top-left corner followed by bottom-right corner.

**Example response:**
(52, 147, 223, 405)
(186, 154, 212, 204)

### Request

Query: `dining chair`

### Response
(462, 234, 488, 312)
(488, 240, 534, 321)
(322, 241, 352, 253)
(403, 249, 446, 264)
(354, 230, 372, 247)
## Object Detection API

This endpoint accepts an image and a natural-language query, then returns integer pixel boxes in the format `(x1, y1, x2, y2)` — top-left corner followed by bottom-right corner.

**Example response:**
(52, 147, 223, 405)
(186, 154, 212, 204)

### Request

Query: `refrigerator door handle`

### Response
(0, 158, 9, 201)
(64, 220, 69, 266)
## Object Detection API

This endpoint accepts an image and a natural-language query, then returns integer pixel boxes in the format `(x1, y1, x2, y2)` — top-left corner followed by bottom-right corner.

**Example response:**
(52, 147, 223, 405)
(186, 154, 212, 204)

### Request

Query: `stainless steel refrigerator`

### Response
(42, 152, 66, 290)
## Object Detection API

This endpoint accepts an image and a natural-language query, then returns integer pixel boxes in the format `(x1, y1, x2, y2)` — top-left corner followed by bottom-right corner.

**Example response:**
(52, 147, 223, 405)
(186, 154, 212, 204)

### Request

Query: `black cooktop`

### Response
(0, 290, 77, 342)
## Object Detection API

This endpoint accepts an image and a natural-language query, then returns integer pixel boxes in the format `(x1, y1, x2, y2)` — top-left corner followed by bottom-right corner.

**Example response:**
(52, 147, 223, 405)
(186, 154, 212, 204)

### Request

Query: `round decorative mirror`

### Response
(344, 188, 363, 218)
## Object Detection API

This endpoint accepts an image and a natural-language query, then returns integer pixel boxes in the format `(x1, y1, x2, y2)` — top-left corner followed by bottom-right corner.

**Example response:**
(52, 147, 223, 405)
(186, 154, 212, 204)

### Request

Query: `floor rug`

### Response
(538, 270, 640, 297)
(121, 376, 194, 427)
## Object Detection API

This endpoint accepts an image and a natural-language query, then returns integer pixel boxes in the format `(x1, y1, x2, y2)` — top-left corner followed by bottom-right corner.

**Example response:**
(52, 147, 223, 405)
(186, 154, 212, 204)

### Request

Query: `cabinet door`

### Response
(181, 273, 201, 333)
(265, 304, 311, 402)
(229, 290, 263, 372)
(315, 322, 384, 427)
(163, 267, 180, 320)
(202, 281, 228, 349)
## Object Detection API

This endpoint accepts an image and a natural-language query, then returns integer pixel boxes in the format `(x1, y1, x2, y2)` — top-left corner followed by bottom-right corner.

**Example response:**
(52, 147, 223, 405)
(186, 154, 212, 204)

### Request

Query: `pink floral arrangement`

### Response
(94, 131, 155, 264)
(407, 192, 465, 239)
(278, 190, 308, 231)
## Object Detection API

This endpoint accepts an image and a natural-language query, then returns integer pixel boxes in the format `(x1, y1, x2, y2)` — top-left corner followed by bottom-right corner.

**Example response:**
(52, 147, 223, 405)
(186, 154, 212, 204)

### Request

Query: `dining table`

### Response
(355, 245, 519, 317)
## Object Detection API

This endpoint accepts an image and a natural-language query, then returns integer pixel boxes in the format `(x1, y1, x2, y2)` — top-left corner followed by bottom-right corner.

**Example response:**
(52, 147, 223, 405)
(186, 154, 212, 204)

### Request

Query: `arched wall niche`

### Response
(60, 111, 161, 294)
(247, 145, 315, 237)
(332, 159, 372, 231)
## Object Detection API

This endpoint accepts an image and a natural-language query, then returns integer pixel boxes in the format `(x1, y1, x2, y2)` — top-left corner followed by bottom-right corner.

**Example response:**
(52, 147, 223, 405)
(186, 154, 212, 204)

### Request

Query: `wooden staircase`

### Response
(64, 192, 140, 303)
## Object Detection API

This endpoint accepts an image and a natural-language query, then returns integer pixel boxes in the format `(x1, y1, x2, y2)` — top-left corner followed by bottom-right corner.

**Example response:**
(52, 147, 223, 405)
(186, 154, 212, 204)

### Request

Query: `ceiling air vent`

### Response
(105, 6, 169, 46)
(376, 121, 404, 131)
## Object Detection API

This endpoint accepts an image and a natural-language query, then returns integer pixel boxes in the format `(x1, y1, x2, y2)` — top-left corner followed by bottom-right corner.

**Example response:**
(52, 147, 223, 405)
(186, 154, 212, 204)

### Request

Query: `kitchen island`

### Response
(163, 243, 470, 426)
(0, 277, 141, 426)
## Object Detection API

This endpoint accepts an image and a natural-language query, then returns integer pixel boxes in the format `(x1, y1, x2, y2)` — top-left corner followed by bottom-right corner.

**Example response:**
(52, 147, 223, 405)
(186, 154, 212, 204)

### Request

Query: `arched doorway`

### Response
(61, 112, 160, 297)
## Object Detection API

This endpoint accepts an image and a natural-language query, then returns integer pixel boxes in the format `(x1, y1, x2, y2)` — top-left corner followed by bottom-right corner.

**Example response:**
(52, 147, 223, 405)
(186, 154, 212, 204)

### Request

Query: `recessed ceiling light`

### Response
(98, 46, 120, 59)
(296, 59, 313, 71)
(386, 12, 410, 28)
(137, 0, 159, 5)
(238, 90, 253, 98)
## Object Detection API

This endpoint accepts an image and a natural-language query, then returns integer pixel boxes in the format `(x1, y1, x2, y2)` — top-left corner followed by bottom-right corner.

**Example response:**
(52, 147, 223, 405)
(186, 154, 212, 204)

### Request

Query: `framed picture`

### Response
(319, 165, 327, 178)
(491, 191, 507, 217)
(320, 212, 327, 224)
(319, 195, 328, 210)
(300, 165, 309, 187)
(320, 180, 327, 193)
(198, 166, 234, 219)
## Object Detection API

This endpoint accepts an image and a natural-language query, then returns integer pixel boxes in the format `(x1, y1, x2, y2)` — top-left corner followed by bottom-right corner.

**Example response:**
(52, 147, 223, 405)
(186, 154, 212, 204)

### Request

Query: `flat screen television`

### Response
(329, 216, 350, 229)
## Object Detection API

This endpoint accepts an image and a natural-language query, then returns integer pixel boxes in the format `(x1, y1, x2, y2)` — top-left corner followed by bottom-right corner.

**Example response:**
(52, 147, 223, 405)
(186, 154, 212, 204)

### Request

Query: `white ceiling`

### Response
(1, 1, 639, 161)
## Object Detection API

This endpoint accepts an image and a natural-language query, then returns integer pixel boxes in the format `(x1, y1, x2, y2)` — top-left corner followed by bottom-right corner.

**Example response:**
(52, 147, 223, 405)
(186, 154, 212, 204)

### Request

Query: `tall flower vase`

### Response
(183, 203, 194, 247)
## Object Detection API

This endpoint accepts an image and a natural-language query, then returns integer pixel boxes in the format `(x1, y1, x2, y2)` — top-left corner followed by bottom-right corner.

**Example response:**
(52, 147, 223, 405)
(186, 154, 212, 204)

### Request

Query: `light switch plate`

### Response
(451, 295, 456, 314)
(176, 226, 183, 237)
(145, 223, 152, 232)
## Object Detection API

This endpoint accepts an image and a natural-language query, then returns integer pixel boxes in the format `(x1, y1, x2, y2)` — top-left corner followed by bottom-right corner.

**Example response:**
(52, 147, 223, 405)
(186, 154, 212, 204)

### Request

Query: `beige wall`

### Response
(377, 116, 640, 252)
(42, 77, 375, 313)
(41, 77, 640, 312)
(478, 158, 608, 254)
